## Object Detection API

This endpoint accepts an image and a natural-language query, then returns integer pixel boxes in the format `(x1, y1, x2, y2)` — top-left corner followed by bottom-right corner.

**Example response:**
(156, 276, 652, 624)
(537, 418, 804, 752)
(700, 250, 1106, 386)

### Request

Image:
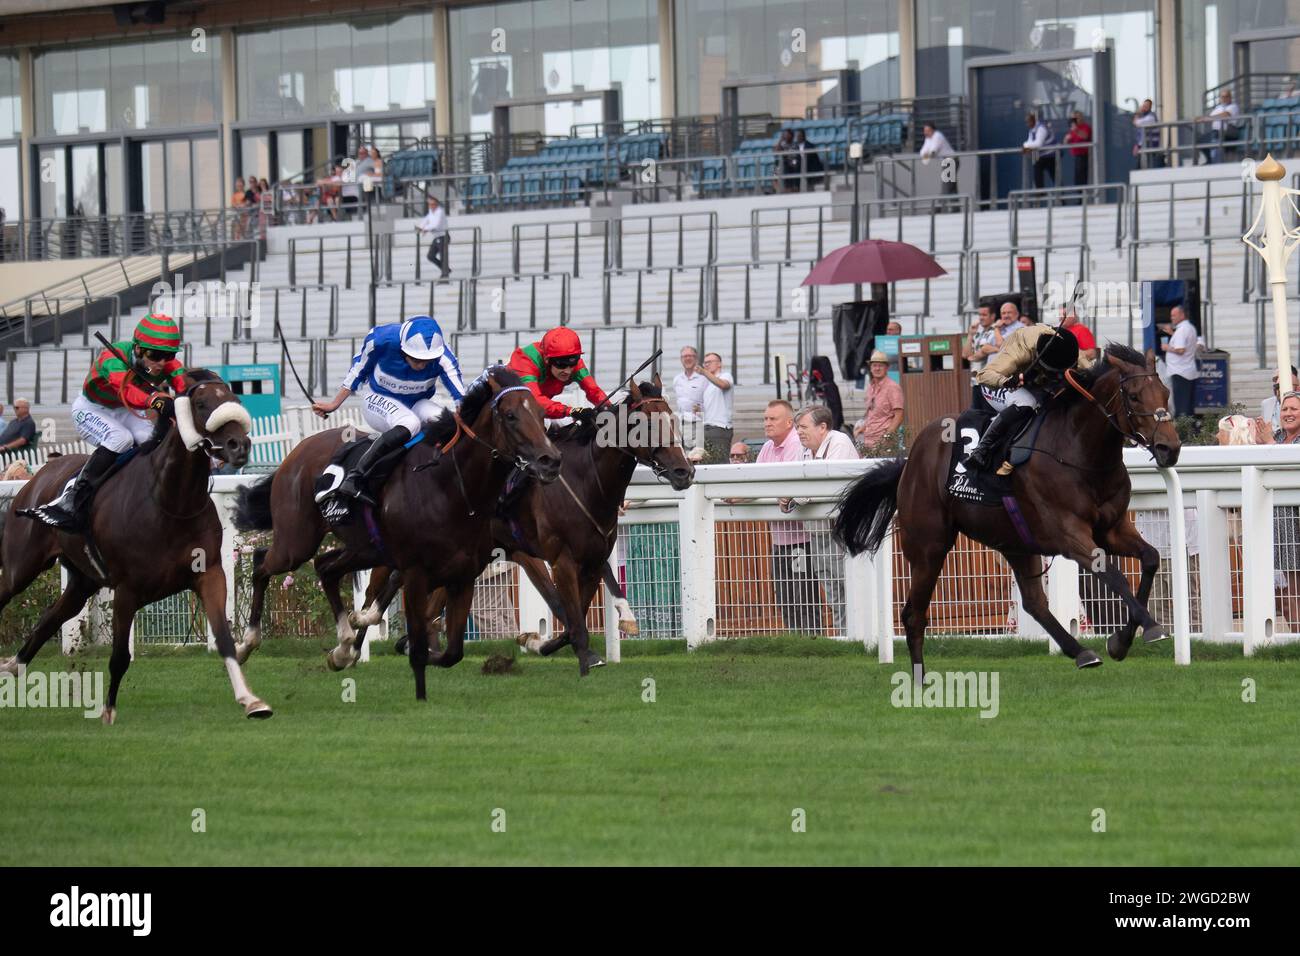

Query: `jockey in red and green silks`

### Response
(506, 327, 608, 422)
(22, 313, 188, 532)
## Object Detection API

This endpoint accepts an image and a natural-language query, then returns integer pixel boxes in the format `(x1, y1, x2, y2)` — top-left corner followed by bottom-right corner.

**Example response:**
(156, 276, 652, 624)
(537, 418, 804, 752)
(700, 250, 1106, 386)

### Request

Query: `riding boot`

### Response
(19, 445, 120, 532)
(966, 404, 1035, 474)
(335, 425, 412, 507)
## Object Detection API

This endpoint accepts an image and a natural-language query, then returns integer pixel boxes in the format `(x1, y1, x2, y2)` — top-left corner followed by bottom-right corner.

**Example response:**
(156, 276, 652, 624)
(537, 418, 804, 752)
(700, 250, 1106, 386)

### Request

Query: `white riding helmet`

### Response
(399, 316, 446, 361)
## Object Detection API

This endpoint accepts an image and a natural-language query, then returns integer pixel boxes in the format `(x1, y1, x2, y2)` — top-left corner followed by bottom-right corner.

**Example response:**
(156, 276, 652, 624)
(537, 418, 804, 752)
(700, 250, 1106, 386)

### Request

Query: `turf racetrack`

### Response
(2, 636, 1297, 865)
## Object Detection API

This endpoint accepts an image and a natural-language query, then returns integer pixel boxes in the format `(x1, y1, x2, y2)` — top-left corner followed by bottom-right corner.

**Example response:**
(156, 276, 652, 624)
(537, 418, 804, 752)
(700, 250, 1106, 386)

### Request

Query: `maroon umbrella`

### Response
(801, 238, 947, 286)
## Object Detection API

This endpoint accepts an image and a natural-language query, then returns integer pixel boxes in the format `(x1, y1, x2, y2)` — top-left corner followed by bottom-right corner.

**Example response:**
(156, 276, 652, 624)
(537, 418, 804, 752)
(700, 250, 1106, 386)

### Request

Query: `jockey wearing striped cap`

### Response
(22, 313, 188, 531)
(313, 315, 466, 505)
(506, 327, 608, 424)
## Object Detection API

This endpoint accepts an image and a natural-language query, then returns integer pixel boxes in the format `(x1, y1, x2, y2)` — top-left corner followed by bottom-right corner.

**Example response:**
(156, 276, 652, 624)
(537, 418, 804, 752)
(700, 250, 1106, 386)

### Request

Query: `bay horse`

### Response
(231, 365, 562, 699)
(833, 344, 1180, 672)
(0, 370, 269, 722)
(350, 376, 695, 670)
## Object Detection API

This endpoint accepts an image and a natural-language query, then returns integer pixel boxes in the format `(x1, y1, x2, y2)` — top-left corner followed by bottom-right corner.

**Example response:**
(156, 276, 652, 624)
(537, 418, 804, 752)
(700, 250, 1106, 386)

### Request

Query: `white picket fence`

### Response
(2, 445, 1297, 663)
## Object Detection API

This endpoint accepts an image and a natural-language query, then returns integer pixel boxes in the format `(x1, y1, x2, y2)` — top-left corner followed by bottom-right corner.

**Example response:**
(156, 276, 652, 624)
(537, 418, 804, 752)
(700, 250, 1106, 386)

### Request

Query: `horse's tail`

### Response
(232, 474, 275, 532)
(832, 457, 906, 556)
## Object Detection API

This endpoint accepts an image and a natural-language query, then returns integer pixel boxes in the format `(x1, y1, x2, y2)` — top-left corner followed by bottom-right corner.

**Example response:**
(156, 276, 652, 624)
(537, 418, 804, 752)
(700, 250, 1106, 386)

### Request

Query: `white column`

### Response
(1195, 489, 1230, 642)
(873, 535, 895, 664)
(1045, 558, 1082, 655)
(677, 483, 716, 650)
(843, 550, 874, 650)
(516, 562, 552, 642)
(603, 550, 621, 664)
(1160, 468, 1192, 665)
(1240, 465, 1274, 656)
(897, 0, 916, 102)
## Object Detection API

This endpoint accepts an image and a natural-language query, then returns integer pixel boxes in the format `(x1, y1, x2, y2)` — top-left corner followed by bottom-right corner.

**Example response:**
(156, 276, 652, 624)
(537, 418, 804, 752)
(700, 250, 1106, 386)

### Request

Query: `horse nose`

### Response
(229, 435, 250, 465)
(672, 464, 694, 487)
(536, 452, 561, 481)
(1154, 442, 1180, 468)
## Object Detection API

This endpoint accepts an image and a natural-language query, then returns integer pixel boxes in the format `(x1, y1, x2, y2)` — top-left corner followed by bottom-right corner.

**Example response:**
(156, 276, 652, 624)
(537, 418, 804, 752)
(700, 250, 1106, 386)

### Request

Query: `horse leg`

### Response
(1060, 524, 1165, 655)
(1004, 552, 1100, 668)
(102, 587, 140, 725)
(403, 570, 431, 700)
(238, 530, 323, 664)
(1, 564, 97, 674)
(315, 549, 378, 671)
(427, 582, 472, 670)
(602, 563, 638, 636)
(899, 529, 956, 678)
(0, 555, 59, 672)
(563, 562, 606, 674)
(1096, 522, 1163, 661)
(352, 565, 402, 630)
(195, 566, 272, 719)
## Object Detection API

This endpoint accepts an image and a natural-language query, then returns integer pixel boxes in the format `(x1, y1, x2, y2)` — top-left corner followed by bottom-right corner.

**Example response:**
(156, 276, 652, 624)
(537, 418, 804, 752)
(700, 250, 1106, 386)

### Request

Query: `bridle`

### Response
(604, 395, 686, 486)
(1064, 366, 1171, 455)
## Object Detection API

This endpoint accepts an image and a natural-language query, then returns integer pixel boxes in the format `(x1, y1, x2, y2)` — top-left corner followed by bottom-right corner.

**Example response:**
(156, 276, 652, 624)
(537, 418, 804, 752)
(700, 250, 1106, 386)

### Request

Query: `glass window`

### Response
(140, 141, 166, 213)
(104, 143, 123, 216)
(36, 35, 221, 135)
(240, 131, 270, 183)
(193, 138, 220, 210)
(277, 130, 305, 181)
(71, 145, 100, 216)
(0, 54, 22, 140)
(38, 146, 67, 218)
(1179, 1, 1296, 118)
(0, 145, 20, 222)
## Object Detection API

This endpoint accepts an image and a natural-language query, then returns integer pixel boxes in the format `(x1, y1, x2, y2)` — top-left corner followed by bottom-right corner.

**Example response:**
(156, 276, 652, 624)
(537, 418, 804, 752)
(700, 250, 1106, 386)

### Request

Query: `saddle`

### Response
(314, 435, 409, 527)
(946, 407, 1048, 507)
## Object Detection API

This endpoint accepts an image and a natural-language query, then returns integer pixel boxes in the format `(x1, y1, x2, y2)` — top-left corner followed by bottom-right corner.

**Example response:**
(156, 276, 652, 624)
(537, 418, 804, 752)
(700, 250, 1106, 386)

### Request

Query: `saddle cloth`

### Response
(945, 407, 1047, 506)
(313, 437, 374, 526)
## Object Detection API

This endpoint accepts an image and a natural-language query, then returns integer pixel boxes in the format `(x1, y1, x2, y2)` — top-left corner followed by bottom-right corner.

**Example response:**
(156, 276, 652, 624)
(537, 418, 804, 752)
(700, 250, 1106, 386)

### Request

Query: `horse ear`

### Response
(653, 372, 662, 390)
(629, 378, 642, 402)
(1145, 348, 1158, 372)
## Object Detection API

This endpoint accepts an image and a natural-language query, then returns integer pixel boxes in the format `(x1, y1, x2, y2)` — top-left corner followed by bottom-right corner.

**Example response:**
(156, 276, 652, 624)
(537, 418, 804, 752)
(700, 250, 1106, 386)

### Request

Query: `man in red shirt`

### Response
(506, 327, 609, 422)
(1064, 111, 1092, 188)
(1060, 307, 1098, 362)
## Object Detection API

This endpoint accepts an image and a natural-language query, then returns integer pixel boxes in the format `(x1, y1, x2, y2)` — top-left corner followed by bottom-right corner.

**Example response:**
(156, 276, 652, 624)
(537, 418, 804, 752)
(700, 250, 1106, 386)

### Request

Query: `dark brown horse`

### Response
(0, 370, 269, 722)
(350, 377, 695, 669)
(231, 365, 562, 699)
(833, 344, 1180, 671)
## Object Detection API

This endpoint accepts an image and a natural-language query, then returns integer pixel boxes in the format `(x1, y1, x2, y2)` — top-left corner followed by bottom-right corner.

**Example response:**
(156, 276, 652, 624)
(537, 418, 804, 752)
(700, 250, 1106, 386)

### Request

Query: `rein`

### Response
(1064, 367, 1170, 458)
(417, 384, 536, 513)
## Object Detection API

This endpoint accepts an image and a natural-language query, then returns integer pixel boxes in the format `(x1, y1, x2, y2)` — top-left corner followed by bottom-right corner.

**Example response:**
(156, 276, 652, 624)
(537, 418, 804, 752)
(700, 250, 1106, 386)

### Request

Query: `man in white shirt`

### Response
(1197, 90, 1242, 164)
(919, 122, 957, 197)
(793, 405, 859, 635)
(1022, 112, 1056, 189)
(699, 351, 734, 463)
(419, 195, 450, 277)
(1132, 99, 1164, 169)
(672, 346, 709, 452)
(1159, 305, 1201, 419)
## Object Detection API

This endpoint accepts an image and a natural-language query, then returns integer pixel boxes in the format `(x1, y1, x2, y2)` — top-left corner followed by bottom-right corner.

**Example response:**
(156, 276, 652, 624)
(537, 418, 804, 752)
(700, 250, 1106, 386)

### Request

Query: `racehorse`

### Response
(231, 365, 562, 699)
(833, 344, 1180, 672)
(0, 370, 269, 722)
(350, 377, 695, 668)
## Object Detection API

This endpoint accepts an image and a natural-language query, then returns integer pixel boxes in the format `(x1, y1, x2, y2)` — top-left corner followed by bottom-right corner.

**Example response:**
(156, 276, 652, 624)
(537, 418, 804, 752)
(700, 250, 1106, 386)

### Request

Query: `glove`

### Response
(149, 393, 174, 416)
(571, 407, 597, 427)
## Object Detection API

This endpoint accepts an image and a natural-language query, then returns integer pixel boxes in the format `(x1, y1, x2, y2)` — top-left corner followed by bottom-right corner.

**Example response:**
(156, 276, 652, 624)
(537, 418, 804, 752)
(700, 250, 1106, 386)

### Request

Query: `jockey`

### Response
(22, 313, 187, 531)
(966, 323, 1085, 474)
(507, 327, 608, 424)
(312, 315, 466, 505)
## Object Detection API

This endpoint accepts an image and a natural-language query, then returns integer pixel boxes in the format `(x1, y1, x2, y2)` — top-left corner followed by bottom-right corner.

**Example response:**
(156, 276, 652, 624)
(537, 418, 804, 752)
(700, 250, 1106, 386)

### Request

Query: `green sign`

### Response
(212, 364, 281, 419)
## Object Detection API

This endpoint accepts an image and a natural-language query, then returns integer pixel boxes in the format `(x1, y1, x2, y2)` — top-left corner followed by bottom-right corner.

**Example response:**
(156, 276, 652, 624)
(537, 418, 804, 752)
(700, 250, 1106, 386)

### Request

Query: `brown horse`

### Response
(833, 344, 1180, 672)
(0, 370, 269, 722)
(350, 377, 695, 669)
(231, 365, 562, 699)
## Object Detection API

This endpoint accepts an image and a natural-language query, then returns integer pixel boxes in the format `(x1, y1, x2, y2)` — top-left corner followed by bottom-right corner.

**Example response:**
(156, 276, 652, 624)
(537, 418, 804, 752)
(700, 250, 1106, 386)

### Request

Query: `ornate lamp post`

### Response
(1243, 154, 1300, 395)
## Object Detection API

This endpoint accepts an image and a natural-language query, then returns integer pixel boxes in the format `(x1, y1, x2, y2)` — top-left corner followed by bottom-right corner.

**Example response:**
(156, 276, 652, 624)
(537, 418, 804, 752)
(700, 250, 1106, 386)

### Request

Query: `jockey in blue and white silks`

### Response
(313, 316, 467, 504)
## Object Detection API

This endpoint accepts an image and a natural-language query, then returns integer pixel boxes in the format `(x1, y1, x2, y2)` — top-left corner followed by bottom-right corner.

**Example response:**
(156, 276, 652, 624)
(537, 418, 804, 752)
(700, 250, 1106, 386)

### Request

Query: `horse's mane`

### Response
(424, 365, 520, 445)
(1071, 342, 1146, 392)
(546, 379, 663, 445)
(184, 368, 224, 386)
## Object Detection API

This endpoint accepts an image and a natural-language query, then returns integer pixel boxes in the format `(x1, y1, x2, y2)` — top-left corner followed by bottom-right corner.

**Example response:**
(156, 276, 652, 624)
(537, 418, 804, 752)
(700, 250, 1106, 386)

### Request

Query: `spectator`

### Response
(996, 300, 1024, 342)
(1132, 98, 1164, 168)
(231, 177, 248, 238)
(1256, 392, 1300, 445)
(673, 346, 709, 452)
(687, 446, 707, 465)
(419, 195, 450, 278)
(794, 405, 859, 635)
(1196, 90, 1241, 164)
(963, 303, 1003, 406)
(0, 398, 36, 454)
(1064, 111, 1092, 188)
(774, 129, 797, 193)
(1260, 366, 1299, 432)
(885, 320, 903, 336)
(1022, 112, 1056, 190)
(1060, 306, 1098, 363)
(793, 130, 824, 190)
(758, 400, 818, 633)
(1, 460, 31, 481)
(322, 165, 344, 221)
(1218, 414, 1256, 446)
(699, 351, 734, 463)
(853, 350, 905, 454)
(728, 441, 751, 464)
(1159, 305, 1200, 419)
(919, 122, 957, 197)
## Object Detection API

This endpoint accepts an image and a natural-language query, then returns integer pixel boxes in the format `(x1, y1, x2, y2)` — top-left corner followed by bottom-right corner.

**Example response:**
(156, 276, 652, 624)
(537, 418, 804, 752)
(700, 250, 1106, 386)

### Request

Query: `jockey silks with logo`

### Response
(506, 327, 609, 424)
(313, 316, 466, 505)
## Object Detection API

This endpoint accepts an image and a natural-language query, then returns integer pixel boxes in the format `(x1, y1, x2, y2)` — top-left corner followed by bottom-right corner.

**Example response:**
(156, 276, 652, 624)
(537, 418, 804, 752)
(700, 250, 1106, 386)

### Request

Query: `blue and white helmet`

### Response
(399, 316, 446, 361)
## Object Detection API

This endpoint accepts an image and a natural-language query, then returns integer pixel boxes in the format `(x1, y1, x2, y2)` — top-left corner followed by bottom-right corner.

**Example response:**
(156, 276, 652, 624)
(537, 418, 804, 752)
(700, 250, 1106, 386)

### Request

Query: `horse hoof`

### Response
(101, 707, 116, 726)
(1107, 632, 1132, 661)
(244, 698, 273, 719)
(394, 636, 409, 656)
(234, 644, 252, 666)
(1141, 624, 1169, 644)
(1075, 649, 1103, 669)
(586, 653, 606, 670)
(0, 656, 22, 676)
(617, 620, 640, 637)
(325, 647, 355, 672)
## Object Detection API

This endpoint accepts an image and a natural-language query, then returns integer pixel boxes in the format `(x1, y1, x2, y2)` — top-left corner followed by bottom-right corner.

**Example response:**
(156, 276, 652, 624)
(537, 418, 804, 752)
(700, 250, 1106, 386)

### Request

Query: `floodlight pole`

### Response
(1243, 154, 1299, 396)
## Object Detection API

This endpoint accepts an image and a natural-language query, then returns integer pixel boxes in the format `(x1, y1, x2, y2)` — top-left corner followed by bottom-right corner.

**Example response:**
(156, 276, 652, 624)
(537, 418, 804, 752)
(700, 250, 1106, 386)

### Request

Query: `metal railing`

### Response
(969, 244, 1090, 320)
(286, 235, 363, 290)
(1009, 183, 1127, 251)
(602, 265, 709, 327)
(707, 260, 821, 323)
(6, 342, 193, 406)
(511, 220, 610, 278)
(460, 271, 571, 331)
(371, 278, 466, 331)
(407, 226, 482, 280)
(611, 212, 718, 271)
(1134, 108, 1300, 167)
(2, 208, 244, 262)
(872, 141, 1099, 209)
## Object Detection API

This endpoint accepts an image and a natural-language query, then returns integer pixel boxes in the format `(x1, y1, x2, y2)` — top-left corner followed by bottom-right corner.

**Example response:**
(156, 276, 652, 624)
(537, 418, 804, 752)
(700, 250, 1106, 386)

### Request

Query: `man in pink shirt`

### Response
(756, 400, 817, 633)
(853, 350, 905, 453)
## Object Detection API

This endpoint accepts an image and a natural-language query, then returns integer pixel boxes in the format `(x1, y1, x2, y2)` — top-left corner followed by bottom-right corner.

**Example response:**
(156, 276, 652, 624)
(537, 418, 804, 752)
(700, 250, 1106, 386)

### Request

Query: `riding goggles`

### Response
(549, 354, 581, 369)
(140, 348, 174, 362)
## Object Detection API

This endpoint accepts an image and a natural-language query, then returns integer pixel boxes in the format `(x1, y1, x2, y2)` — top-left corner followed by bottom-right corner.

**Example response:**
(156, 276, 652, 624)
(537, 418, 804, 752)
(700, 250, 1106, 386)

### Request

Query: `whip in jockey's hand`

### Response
(19, 313, 189, 532)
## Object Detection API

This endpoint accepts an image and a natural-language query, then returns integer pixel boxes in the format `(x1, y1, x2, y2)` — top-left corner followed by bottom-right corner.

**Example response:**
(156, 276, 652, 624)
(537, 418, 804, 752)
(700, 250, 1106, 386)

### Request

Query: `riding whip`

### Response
(597, 349, 663, 409)
(273, 314, 316, 404)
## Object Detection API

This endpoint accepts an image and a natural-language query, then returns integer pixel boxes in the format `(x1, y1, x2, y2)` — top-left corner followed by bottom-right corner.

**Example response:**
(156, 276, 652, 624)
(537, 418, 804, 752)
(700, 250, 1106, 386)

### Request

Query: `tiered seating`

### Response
(382, 147, 441, 197)
(1258, 96, 1300, 153)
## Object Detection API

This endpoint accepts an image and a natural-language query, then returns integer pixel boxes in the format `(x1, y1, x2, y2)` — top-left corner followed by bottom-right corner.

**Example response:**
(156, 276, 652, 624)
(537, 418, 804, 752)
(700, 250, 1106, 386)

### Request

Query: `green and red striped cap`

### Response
(132, 313, 182, 353)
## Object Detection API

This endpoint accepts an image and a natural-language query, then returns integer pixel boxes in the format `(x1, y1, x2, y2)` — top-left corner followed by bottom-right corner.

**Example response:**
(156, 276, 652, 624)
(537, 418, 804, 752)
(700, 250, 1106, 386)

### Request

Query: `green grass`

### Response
(1, 635, 1298, 866)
